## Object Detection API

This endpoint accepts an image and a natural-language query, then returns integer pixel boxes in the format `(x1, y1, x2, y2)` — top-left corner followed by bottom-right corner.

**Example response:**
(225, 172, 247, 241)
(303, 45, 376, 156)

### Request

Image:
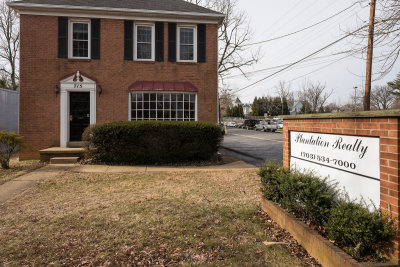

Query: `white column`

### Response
(60, 91, 68, 148)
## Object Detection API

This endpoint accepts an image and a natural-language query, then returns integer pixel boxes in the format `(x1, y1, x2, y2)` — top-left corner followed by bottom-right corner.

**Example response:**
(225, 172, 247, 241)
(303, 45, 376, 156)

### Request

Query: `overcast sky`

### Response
(227, 0, 400, 105)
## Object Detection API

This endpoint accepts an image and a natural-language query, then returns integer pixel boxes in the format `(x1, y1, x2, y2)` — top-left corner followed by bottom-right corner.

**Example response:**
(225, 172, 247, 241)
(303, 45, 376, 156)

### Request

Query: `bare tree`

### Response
(349, 86, 363, 112)
(351, 0, 400, 78)
(298, 79, 333, 114)
(275, 81, 293, 115)
(370, 85, 398, 110)
(219, 86, 235, 118)
(186, 0, 260, 81)
(0, 0, 19, 90)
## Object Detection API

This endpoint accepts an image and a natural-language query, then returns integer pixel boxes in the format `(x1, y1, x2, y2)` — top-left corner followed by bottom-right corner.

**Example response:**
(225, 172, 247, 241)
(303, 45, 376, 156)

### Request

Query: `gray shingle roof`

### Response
(9, 0, 223, 16)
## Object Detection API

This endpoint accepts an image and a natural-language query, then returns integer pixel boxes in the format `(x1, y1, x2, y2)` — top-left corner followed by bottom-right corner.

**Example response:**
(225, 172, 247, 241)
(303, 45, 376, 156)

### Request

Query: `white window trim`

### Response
(68, 19, 91, 59)
(177, 25, 197, 63)
(129, 91, 198, 121)
(134, 23, 155, 61)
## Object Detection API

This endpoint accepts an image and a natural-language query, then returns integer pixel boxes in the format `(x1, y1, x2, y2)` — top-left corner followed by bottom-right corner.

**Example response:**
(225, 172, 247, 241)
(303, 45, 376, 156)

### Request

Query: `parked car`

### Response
(256, 120, 278, 132)
(242, 119, 259, 130)
(276, 119, 283, 129)
(226, 121, 236, 127)
(235, 122, 244, 128)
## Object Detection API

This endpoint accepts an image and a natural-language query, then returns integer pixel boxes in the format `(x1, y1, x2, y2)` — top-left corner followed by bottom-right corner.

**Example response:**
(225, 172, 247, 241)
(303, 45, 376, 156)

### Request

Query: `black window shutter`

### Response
(91, 19, 101, 59)
(168, 23, 177, 62)
(58, 17, 68, 58)
(197, 24, 206, 63)
(155, 22, 164, 62)
(124, 20, 133, 60)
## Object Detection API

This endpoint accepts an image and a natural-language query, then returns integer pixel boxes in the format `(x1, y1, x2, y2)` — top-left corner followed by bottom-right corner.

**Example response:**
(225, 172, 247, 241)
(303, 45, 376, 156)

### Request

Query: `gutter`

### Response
(8, 2, 225, 23)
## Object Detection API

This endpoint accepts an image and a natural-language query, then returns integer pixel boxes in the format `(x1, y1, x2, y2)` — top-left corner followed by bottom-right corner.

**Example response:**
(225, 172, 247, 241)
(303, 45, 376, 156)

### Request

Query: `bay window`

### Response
(130, 92, 197, 121)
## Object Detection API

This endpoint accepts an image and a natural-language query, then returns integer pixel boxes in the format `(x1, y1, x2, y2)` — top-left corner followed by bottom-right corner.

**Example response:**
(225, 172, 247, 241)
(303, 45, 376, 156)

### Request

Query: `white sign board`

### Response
(290, 131, 380, 206)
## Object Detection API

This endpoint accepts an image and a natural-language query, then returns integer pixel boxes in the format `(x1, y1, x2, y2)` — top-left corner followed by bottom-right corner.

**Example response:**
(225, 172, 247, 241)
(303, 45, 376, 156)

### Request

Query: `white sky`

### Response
(227, 0, 400, 105)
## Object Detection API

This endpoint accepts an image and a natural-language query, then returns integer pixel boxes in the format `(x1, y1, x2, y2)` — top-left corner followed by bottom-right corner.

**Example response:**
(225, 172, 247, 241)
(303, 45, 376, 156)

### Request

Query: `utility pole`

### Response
(364, 0, 377, 111)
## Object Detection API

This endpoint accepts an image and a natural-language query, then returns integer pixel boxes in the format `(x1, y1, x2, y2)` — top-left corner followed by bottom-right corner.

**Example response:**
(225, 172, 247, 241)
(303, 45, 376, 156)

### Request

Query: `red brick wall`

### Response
(19, 15, 219, 159)
(284, 117, 400, 261)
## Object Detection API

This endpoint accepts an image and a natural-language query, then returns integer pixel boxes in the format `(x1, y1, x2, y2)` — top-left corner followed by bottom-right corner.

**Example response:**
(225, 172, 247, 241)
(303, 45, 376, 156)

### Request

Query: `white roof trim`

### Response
(8, 2, 225, 20)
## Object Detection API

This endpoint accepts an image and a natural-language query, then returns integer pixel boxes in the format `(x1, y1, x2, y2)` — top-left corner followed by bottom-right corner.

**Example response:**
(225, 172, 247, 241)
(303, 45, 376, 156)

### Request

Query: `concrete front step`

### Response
(50, 157, 80, 164)
(40, 147, 85, 162)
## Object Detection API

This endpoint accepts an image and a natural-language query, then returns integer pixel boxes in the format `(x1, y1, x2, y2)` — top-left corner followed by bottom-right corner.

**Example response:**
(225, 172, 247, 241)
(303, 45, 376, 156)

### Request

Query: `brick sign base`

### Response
(281, 110, 400, 263)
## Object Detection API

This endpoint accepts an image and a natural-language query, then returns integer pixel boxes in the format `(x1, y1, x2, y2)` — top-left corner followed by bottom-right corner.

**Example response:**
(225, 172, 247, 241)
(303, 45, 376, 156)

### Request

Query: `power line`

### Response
(245, 2, 359, 47)
(232, 24, 369, 95)
(226, 49, 361, 79)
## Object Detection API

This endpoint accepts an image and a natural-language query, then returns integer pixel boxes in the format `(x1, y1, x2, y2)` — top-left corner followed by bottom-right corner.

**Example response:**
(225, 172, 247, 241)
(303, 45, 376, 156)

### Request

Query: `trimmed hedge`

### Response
(259, 162, 397, 262)
(83, 121, 224, 164)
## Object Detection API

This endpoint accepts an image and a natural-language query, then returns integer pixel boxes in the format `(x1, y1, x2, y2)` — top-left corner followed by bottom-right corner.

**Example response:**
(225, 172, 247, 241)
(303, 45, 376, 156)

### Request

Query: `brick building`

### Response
(9, 0, 224, 160)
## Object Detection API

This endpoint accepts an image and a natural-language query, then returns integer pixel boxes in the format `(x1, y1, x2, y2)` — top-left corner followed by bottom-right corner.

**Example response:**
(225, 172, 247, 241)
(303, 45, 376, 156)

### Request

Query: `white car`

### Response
(226, 121, 236, 127)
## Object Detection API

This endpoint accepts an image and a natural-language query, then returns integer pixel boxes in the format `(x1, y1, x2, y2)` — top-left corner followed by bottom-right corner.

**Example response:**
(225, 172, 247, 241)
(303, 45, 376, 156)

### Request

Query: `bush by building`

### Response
(83, 121, 224, 165)
(0, 131, 24, 169)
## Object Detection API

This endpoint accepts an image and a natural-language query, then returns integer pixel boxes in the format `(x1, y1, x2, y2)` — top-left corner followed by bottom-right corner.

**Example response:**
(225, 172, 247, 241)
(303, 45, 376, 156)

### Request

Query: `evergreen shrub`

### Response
(83, 121, 224, 164)
(259, 162, 397, 262)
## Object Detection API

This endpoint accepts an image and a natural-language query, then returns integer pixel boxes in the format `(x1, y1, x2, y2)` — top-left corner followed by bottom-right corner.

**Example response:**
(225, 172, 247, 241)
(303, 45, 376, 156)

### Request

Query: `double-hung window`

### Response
(135, 24, 155, 61)
(70, 20, 91, 59)
(177, 26, 197, 62)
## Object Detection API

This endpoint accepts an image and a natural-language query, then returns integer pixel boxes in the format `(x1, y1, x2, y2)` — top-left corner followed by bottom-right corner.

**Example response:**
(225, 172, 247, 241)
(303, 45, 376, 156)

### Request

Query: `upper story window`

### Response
(69, 20, 91, 59)
(178, 26, 197, 62)
(135, 24, 155, 61)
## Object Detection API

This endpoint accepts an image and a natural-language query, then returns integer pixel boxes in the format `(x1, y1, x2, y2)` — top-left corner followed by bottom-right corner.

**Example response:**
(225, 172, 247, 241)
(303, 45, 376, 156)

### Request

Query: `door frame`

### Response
(60, 71, 97, 148)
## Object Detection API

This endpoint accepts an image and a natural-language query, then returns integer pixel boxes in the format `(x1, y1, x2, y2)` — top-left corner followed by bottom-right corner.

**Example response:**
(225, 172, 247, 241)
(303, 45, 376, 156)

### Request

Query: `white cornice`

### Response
(8, 2, 225, 24)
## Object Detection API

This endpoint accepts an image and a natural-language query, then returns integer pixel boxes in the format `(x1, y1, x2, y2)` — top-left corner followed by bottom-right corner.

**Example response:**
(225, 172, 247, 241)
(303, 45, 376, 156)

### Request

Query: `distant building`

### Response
(290, 102, 303, 115)
(235, 97, 243, 106)
(243, 103, 252, 117)
(0, 88, 19, 133)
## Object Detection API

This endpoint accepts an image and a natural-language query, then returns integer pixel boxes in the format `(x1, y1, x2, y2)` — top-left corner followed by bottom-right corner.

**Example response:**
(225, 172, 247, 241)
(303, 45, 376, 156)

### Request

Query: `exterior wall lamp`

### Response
(54, 85, 60, 95)
(97, 85, 103, 96)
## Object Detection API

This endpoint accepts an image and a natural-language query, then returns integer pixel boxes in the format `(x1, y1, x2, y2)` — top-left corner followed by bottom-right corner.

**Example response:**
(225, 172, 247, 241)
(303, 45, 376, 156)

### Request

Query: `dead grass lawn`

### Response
(0, 158, 44, 185)
(0, 169, 306, 266)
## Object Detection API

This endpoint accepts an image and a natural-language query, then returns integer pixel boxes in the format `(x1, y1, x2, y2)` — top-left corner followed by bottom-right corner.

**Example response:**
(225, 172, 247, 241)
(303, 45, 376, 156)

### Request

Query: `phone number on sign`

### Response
(300, 152, 356, 170)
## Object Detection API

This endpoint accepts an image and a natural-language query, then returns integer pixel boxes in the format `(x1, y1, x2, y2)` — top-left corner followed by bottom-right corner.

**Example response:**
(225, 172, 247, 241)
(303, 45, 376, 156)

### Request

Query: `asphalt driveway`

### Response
(220, 127, 283, 166)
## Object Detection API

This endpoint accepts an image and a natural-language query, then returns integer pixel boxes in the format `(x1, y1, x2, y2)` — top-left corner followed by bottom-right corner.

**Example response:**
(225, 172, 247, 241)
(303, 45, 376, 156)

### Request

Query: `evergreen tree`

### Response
(251, 97, 259, 116)
(388, 73, 400, 94)
(282, 97, 290, 115)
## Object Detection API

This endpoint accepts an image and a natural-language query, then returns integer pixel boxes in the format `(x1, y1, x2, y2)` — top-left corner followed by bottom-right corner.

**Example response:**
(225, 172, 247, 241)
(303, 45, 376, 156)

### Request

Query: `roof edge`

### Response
(8, 2, 225, 20)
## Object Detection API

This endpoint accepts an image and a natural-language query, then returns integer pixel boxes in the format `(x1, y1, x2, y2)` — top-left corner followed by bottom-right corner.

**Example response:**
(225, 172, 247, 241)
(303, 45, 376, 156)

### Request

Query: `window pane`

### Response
(171, 102, 176, 109)
(177, 111, 183, 119)
(180, 28, 194, 44)
(137, 111, 143, 119)
(131, 93, 137, 101)
(178, 102, 183, 109)
(180, 45, 194, 61)
(137, 26, 152, 42)
(150, 93, 156, 101)
(144, 110, 149, 118)
(171, 110, 176, 119)
(171, 94, 177, 101)
(164, 102, 170, 109)
(184, 102, 189, 110)
(137, 43, 152, 59)
(73, 40, 88, 58)
(164, 110, 170, 119)
(131, 102, 136, 109)
(190, 102, 195, 110)
(73, 23, 88, 40)
(164, 93, 170, 101)
(190, 111, 195, 119)
(131, 111, 136, 119)
(177, 94, 183, 101)
(137, 94, 143, 101)
(144, 93, 149, 101)
(157, 102, 163, 109)
(150, 102, 156, 109)
(157, 110, 163, 119)
(150, 110, 156, 118)
(184, 94, 189, 101)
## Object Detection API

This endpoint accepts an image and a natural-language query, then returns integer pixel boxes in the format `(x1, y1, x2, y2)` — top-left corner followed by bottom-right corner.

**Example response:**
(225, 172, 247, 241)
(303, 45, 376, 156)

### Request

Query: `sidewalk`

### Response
(0, 160, 256, 203)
